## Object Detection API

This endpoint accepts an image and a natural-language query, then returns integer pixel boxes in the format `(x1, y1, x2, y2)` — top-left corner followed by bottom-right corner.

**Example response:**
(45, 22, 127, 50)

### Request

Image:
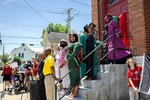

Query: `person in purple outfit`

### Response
(104, 13, 132, 64)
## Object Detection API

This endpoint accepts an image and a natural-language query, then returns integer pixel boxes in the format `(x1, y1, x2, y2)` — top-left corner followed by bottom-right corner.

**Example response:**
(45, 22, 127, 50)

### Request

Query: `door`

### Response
(107, 0, 130, 48)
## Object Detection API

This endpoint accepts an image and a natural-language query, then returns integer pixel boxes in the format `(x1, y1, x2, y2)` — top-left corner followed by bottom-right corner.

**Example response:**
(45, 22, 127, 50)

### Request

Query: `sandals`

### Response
(68, 96, 74, 100)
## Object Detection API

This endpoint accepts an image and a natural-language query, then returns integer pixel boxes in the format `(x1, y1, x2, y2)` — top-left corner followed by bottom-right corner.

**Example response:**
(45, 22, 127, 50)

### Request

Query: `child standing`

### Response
(126, 58, 142, 100)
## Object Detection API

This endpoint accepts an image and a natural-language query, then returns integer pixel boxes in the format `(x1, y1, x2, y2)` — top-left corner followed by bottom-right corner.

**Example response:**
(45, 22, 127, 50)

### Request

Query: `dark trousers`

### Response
(86, 54, 94, 79)
(37, 78, 46, 100)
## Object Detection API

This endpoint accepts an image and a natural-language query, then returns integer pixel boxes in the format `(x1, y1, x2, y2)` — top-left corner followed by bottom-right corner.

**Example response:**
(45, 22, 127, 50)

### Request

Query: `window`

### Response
(18, 53, 21, 57)
(22, 53, 24, 58)
(14, 54, 16, 57)
(24, 48, 26, 51)
(35, 54, 38, 59)
(18, 53, 24, 58)
(108, 0, 118, 6)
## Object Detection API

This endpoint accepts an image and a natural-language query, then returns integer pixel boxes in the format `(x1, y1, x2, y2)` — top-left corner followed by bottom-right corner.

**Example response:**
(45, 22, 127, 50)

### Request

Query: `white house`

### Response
(10, 44, 43, 62)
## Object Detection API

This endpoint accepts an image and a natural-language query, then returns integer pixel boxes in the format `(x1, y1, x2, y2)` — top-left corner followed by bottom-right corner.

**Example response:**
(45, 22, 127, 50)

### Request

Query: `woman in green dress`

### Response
(64, 33, 82, 99)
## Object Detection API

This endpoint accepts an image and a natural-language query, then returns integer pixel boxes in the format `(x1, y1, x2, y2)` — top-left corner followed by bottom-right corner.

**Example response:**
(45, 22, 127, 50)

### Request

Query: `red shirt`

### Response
(3, 67, 11, 75)
(33, 62, 39, 76)
(127, 66, 142, 87)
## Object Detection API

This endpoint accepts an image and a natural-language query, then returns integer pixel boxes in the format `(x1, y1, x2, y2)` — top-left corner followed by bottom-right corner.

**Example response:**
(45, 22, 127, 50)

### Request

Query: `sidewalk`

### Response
(0, 80, 29, 100)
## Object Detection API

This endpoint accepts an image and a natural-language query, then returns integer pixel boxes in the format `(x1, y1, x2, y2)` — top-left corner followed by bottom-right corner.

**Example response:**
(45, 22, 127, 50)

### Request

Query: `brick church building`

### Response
(92, 0, 150, 56)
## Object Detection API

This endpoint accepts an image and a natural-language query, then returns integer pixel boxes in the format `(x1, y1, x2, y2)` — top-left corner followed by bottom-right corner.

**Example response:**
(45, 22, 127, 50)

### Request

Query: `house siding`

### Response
(11, 46, 40, 62)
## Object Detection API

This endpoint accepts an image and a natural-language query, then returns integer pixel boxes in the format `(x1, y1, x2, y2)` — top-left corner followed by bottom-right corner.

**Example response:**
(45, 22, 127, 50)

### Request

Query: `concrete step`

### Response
(57, 87, 90, 100)
(78, 86, 91, 98)
(97, 70, 109, 80)
(80, 79, 101, 89)
(61, 95, 83, 100)
(80, 79, 92, 88)
(99, 64, 111, 72)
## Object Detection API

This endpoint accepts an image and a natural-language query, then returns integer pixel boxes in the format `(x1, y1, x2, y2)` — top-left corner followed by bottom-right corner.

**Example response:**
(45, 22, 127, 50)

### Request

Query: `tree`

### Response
(41, 23, 68, 36)
(47, 23, 68, 33)
(41, 23, 68, 44)
(0, 54, 10, 65)
(13, 56, 21, 66)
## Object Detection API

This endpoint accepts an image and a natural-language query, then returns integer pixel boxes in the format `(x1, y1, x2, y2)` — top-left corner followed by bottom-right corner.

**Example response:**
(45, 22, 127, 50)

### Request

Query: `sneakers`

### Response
(8, 89, 12, 95)
(4, 88, 9, 91)
(59, 88, 69, 94)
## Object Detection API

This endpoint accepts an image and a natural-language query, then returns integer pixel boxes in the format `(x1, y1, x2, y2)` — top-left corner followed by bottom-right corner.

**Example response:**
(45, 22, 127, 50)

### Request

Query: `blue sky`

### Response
(0, 0, 91, 54)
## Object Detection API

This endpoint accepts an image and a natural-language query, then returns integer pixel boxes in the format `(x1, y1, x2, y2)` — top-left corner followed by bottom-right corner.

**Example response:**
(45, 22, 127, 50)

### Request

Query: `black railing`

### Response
(55, 33, 131, 100)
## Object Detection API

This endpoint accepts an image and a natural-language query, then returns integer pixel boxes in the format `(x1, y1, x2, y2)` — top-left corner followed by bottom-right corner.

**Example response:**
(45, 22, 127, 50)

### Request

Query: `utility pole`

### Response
(2, 44, 4, 64)
(0, 33, 2, 45)
(66, 8, 73, 34)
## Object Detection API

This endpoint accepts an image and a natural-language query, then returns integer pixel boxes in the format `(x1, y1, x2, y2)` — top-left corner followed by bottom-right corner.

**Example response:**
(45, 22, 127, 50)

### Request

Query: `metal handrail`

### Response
(58, 48, 114, 100)
(55, 33, 131, 100)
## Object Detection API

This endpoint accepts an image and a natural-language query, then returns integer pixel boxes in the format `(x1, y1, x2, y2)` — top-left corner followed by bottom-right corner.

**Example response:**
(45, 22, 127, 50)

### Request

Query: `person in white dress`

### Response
(59, 39, 70, 93)
(55, 44, 62, 90)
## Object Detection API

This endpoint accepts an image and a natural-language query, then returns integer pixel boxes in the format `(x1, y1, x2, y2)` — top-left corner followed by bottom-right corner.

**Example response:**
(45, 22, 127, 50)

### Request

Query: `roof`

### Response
(46, 32, 68, 43)
(29, 47, 43, 53)
(11, 45, 43, 54)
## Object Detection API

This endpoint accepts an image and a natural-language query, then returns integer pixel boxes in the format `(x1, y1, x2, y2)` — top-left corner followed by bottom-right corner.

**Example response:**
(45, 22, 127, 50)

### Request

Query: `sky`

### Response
(0, 0, 91, 54)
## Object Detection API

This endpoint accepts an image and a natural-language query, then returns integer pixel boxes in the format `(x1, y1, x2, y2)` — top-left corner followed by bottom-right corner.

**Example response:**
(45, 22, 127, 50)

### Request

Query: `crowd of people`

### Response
(1, 13, 143, 100)
(2, 58, 39, 93)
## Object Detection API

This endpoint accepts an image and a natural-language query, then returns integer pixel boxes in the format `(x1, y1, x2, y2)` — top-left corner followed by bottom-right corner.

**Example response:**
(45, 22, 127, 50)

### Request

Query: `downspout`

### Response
(97, 0, 101, 40)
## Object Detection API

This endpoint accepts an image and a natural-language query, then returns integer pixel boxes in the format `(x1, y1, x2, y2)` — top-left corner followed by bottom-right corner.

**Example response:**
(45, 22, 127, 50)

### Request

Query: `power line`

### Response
(1, 5, 90, 16)
(1, 35, 72, 40)
(1, 3, 91, 16)
(10, 3, 65, 10)
(70, 0, 91, 7)
(23, 0, 50, 23)
(0, 7, 64, 14)
(1, 6, 91, 16)
(1, 35, 42, 39)
(73, 9, 91, 15)
(3, 42, 41, 46)
(1, 24, 47, 28)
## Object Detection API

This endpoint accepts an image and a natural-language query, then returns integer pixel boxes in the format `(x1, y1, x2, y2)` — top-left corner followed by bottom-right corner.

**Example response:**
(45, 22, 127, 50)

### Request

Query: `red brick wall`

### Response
(144, 0, 150, 54)
(128, 0, 146, 56)
(92, 0, 107, 41)
(91, 0, 99, 36)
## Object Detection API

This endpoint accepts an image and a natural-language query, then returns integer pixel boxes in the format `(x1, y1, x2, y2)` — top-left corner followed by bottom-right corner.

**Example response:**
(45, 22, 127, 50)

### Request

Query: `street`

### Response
(0, 76, 29, 100)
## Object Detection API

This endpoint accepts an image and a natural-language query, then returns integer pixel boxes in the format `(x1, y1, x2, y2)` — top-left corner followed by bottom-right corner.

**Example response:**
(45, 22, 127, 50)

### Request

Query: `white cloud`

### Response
(2, 0, 18, 4)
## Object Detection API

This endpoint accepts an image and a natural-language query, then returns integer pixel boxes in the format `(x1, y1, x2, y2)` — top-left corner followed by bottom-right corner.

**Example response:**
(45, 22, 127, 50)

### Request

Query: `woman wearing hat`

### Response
(59, 39, 70, 93)
(104, 13, 132, 64)
(80, 23, 103, 80)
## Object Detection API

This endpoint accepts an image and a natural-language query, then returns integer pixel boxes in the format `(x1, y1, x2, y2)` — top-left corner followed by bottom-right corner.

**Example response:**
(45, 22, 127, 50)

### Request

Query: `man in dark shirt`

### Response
(37, 53, 46, 100)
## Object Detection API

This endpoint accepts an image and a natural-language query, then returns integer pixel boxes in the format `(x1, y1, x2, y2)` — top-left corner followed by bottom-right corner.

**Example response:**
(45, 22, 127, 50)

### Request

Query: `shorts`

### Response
(3, 74, 11, 81)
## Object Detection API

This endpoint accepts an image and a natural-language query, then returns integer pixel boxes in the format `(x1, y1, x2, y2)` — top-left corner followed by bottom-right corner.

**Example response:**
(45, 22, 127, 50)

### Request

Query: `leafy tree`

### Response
(41, 23, 68, 44)
(13, 56, 21, 66)
(47, 23, 68, 33)
(41, 29, 46, 45)
(0, 54, 10, 65)
(41, 23, 68, 36)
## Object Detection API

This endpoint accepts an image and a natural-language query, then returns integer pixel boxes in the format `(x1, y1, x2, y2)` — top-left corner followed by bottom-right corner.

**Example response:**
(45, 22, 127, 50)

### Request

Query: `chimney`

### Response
(22, 43, 25, 46)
